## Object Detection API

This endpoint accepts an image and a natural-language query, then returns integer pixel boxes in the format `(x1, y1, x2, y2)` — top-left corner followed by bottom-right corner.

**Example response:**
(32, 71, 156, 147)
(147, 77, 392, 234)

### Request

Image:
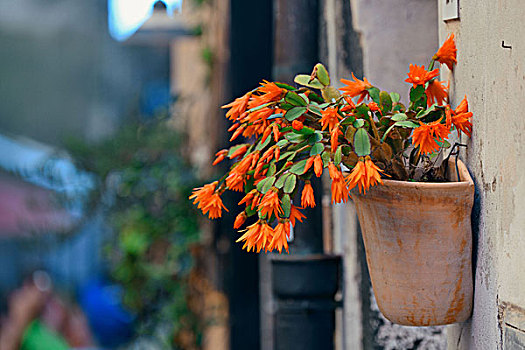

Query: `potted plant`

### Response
(190, 34, 474, 326)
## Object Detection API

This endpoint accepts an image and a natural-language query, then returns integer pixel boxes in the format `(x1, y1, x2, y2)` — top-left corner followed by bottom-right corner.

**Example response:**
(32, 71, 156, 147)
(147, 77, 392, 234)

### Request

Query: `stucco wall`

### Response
(440, 1, 525, 349)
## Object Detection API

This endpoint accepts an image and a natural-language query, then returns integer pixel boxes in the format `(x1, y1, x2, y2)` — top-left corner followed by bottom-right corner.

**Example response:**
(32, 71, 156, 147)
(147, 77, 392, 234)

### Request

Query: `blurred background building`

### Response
(0, 0, 524, 349)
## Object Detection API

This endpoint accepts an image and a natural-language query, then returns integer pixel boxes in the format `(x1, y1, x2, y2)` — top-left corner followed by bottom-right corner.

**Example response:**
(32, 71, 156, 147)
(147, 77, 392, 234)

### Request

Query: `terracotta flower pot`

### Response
(352, 159, 474, 326)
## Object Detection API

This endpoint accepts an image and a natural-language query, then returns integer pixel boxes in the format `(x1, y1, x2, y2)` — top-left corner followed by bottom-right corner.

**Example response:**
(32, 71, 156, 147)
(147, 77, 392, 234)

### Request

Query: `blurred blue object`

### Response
(108, 0, 183, 41)
(141, 80, 171, 118)
(80, 280, 135, 348)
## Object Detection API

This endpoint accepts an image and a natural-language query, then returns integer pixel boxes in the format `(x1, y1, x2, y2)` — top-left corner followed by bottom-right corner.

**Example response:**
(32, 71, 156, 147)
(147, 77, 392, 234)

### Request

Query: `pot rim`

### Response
(356, 158, 473, 191)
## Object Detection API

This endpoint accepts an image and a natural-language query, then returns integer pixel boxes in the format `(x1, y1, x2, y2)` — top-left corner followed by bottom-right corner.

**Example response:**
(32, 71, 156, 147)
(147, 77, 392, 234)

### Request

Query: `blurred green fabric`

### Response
(21, 320, 69, 350)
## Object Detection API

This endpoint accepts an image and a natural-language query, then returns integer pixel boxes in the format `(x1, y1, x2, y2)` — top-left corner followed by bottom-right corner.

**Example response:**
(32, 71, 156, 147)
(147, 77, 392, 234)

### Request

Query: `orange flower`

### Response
(320, 107, 342, 131)
(314, 154, 323, 177)
(289, 205, 306, 227)
(226, 172, 245, 192)
(189, 182, 228, 219)
(304, 154, 323, 177)
(190, 181, 216, 207)
(301, 181, 316, 208)
(227, 152, 258, 191)
(292, 120, 303, 130)
(425, 79, 448, 107)
(340, 73, 372, 104)
(248, 81, 283, 109)
(412, 119, 450, 155)
(368, 102, 380, 113)
(269, 220, 290, 253)
(405, 64, 439, 87)
(233, 212, 247, 229)
(434, 34, 457, 70)
(330, 124, 342, 153)
(345, 156, 385, 194)
(450, 96, 472, 137)
(261, 146, 275, 163)
(259, 188, 283, 219)
(213, 149, 228, 166)
(455, 95, 469, 114)
(239, 189, 258, 207)
(222, 92, 251, 121)
(236, 220, 274, 253)
(445, 107, 453, 129)
(451, 112, 473, 137)
(230, 124, 245, 141)
(230, 145, 248, 159)
(328, 162, 350, 204)
(304, 156, 315, 173)
(341, 96, 356, 112)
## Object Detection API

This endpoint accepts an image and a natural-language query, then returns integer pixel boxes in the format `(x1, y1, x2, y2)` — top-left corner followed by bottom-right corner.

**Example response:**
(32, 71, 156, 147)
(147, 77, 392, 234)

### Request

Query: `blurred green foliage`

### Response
(67, 117, 202, 348)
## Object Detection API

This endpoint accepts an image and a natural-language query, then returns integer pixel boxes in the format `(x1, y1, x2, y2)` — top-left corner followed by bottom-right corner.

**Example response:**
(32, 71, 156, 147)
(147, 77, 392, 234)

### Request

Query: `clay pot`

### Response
(352, 159, 474, 326)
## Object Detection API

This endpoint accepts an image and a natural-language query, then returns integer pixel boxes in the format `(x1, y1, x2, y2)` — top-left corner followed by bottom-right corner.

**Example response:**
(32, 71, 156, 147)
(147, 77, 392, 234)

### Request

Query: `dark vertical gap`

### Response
(340, 0, 363, 79)
(221, 1, 274, 349)
(358, 222, 382, 350)
(273, 0, 323, 255)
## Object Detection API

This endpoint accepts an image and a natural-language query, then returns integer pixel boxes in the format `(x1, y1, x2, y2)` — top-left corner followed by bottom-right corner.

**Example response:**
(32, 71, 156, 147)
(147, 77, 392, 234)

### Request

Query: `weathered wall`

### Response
(439, 1, 525, 349)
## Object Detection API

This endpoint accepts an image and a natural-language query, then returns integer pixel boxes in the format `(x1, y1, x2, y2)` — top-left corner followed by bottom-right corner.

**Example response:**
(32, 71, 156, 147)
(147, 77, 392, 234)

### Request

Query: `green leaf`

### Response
(344, 125, 356, 144)
(245, 206, 257, 217)
(279, 151, 295, 161)
(274, 82, 296, 90)
(267, 113, 283, 120)
(395, 120, 419, 128)
(341, 115, 356, 125)
(415, 103, 438, 119)
(247, 102, 272, 113)
(391, 113, 408, 121)
(368, 87, 380, 103)
(256, 134, 272, 150)
(294, 74, 325, 89)
(314, 63, 330, 86)
(354, 103, 370, 118)
(256, 176, 276, 194)
(310, 142, 324, 156)
(321, 150, 330, 166)
(354, 128, 371, 157)
(122, 230, 149, 255)
(308, 104, 322, 116)
(267, 163, 277, 177)
(290, 159, 308, 175)
(293, 127, 315, 135)
(380, 120, 420, 142)
(334, 146, 343, 165)
(309, 131, 323, 143)
(285, 133, 307, 143)
(283, 174, 297, 194)
(275, 173, 291, 188)
(285, 107, 307, 121)
(282, 194, 291, 217)
(299, 93, 310, 104)
(379, 91, 393, 113)
(321, 87, 340, 102)
(280, 103, 295, 111)
(353, 119, 365, 128)
(409, 85, 425, 103)
(390, 92, 400, 103)
(285, 91, 308, 107)
(276, 139, 289, 148)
